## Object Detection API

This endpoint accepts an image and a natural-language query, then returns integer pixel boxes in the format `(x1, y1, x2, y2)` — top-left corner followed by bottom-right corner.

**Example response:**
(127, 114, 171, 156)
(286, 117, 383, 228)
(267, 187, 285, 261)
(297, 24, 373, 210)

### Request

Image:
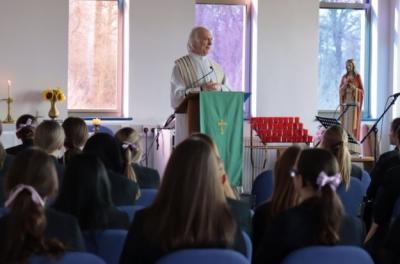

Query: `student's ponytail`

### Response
(1, 185, 64, 263)
(315, 172, 344, 244)
(297, 149, 344, 245)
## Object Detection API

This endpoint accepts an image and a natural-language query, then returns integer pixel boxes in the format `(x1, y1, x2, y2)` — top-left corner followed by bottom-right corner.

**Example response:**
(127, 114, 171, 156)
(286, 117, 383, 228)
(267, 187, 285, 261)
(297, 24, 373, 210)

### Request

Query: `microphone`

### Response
(389, 92, 400, 98)
(190, 66, 214, 87)
(341, 103, 358, 107)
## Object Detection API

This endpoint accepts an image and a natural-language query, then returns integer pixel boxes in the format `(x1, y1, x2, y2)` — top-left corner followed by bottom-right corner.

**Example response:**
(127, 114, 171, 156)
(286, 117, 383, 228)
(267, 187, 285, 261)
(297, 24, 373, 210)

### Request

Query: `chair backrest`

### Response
(251, 170, 273, 207)
(136, 188, 158, 207)
(281, 246, 374, 264)
(29, 252, 106, 264)
(0, 207, 9, 217)
(241, 231, 252, 262)
(117, 205, 145, 222)
(87, 125, 114, 136)
(360, 170, 371, 193)
(156, 249, 249, 264)
(337, 177, 365, 217)
(84, 229, 128, 264)
(392, 196, 400, 218)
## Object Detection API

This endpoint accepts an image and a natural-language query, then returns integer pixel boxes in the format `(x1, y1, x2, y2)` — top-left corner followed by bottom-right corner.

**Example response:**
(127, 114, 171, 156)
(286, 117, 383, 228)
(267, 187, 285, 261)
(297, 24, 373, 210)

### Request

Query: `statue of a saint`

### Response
(339, 59, 364, 140)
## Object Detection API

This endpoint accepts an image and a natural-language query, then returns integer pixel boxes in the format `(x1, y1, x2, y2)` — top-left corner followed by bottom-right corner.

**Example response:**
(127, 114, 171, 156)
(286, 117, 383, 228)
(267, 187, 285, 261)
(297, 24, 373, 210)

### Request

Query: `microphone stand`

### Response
(337, 104, 353, 121)
(360, 95, 400, 163)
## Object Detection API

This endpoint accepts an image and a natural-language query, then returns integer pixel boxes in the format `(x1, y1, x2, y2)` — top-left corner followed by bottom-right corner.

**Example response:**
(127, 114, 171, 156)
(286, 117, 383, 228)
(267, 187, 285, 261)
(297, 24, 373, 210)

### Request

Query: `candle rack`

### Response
(1, 97, 14, 123)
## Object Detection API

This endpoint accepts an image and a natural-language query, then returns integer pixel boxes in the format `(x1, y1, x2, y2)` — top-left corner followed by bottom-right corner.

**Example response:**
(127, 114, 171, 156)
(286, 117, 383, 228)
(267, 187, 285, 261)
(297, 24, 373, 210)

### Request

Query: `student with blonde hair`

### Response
(320, 125, 356, 189)
(34, 120, 66, 184)
(120, 136, 246, 263)
(115, 127, 160, 188)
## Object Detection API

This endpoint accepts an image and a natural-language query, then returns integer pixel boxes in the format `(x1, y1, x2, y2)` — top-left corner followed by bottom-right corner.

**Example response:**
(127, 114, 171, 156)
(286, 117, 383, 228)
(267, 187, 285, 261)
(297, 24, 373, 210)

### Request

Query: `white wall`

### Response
(256, 0, 320, 133)
(0, 0, 68, 120)
(129, 0, 194, 125)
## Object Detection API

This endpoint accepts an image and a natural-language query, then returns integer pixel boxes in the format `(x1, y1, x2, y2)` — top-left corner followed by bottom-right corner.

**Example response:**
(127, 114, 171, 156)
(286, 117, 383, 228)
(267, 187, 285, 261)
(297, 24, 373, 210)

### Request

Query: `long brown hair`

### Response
(269, 146, 301, 218)
(297, 148, 344, 245)
(0, 148, 64, 263)
(115, 127, 141, 182)
(320, 125, 351, 189)
(191, 133, 237, 199)
(145, 137, 236, 250)
(62, 117, 88, 164)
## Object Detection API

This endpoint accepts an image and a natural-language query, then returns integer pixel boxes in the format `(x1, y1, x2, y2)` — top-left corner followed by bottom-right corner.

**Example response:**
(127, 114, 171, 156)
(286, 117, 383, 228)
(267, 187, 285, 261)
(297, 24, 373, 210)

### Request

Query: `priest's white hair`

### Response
(187, 26, 209, 53)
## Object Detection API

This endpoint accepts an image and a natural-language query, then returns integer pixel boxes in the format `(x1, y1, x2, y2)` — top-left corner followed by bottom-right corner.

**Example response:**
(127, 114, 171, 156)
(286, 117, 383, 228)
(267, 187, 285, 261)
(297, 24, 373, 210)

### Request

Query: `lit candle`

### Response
(92, 118, 101, 126)
(7, 80, 11, 98)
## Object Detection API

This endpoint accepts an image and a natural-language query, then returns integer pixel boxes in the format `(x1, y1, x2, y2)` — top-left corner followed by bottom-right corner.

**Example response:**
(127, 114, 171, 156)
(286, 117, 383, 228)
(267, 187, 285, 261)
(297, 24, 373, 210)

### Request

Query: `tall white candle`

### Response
(7, 80, 11, 98)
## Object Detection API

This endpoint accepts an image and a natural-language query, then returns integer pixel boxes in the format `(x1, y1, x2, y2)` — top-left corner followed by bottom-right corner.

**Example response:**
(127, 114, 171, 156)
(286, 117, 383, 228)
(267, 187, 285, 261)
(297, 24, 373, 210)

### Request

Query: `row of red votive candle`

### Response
(251, 117, 301, 124)
(257, 129, 309, 137)
(259, 135, 313, 143)
(252, 123, 304, 130)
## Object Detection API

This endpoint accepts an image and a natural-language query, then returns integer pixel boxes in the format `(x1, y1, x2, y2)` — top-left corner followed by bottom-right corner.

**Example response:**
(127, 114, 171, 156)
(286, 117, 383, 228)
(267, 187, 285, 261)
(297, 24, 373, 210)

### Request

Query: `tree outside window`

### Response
(68, 0, 122, 114)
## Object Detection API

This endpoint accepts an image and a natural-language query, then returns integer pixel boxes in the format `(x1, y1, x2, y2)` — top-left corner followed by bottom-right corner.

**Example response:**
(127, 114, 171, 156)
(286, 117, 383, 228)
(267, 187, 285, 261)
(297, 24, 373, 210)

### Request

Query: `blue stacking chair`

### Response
(87, 125, 114, 136)
(29, 252, 106, 264)
(156, 249, 249, 264)
(360, 170, 371, 193)
(136, 188, 158, 207)
(392, 196, 400, 218)
(84, 229, 128, 264)
(241, 231, 252, 262)
(281, 246, 374, 264)
(337, 177, 365, 217)
(251, 170, 273, 207)
(0, 207, 9, 217)
(117, 205, 145, 222)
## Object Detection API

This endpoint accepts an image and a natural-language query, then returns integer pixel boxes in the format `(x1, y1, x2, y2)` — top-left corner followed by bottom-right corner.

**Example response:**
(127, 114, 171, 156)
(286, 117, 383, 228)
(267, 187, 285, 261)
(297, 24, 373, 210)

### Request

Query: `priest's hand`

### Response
(202, 81, 221, 91)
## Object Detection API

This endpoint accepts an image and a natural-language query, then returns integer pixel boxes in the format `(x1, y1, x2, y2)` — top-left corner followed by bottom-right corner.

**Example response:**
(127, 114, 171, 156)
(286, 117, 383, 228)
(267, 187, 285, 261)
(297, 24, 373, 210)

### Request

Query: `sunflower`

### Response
(42, 89, 54, 100)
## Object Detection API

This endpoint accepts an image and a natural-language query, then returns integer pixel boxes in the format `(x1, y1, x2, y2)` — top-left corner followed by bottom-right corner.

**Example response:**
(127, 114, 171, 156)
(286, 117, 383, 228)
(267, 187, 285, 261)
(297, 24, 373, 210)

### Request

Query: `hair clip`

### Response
(5, 184, 45, 208)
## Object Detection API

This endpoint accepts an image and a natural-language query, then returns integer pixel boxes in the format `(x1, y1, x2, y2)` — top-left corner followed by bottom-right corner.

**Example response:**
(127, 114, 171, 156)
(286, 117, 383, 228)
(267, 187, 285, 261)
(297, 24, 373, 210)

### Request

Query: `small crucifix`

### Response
(218, 119, 227, 135)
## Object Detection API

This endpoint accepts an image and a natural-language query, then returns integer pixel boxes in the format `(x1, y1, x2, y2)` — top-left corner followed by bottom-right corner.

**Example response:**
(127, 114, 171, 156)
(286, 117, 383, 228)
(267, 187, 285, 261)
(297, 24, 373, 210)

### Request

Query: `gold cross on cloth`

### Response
(218, 119, 227, 135)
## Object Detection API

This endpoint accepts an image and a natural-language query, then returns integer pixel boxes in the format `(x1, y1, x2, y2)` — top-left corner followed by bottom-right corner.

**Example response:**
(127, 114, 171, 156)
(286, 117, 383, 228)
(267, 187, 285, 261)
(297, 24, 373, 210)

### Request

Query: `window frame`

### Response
(67, 0, 125, 117)
(195, 0, 254, 118)
(319, 0, 372, 119)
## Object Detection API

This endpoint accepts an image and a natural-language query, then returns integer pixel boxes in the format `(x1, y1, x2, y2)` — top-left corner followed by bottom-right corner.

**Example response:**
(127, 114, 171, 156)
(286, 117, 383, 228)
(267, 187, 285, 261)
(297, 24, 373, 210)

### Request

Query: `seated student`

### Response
(252, 146, 301, 253)
(320, 125, 359, 188)
(119, 136, 246, 264)
(191, 133, 252, 235)
(53, 154, 129, 231)
(365, 162, 400, 262)
(382, 215, 400, 264)
(6, 114, 37, 156)
(254, 149, 363, 264)
(0, 122, 15, 206)
(115, 127, 160, 189)
(0, 148, 85, 263)
(34, 120, 65, 185)
(62, 117, 88, 165)
(83, 133, 139, 206)
(367, 118, 400, 201)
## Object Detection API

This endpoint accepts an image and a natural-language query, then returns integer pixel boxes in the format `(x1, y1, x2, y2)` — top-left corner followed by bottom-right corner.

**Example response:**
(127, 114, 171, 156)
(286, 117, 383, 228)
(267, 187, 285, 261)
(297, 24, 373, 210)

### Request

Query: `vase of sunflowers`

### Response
(42, 87, 65, 120)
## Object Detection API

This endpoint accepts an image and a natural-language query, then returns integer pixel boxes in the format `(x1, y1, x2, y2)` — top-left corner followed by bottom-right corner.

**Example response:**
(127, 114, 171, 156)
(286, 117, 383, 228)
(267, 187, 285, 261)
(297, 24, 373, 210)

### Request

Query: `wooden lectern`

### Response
(175, 93, 200, 136)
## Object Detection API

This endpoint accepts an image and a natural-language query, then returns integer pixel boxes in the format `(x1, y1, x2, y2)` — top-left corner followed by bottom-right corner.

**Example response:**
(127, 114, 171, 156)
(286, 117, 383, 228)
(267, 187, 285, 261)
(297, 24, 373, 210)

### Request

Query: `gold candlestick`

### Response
(2, 97, 14, 123)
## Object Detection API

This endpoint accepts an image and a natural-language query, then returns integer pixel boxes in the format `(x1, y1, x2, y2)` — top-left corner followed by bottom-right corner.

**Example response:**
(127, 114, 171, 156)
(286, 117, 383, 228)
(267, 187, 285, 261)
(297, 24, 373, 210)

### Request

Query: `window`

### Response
(319, 0, 370, 117)
(68, 0, 123, 115)
(195, 1, 254, 117)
